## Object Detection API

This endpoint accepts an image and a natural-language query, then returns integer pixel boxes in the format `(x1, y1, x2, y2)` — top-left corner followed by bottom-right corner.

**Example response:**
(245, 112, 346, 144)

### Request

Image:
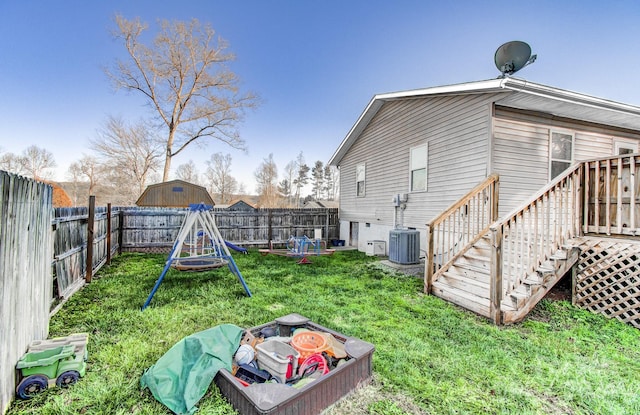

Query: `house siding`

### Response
(338, 93, 498, 249)
(493, 107, 640, 214)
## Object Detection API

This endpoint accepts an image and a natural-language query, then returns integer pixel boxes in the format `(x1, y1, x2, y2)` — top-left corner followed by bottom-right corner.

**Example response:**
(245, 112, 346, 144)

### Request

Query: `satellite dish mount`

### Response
(494, 41, 537, 78)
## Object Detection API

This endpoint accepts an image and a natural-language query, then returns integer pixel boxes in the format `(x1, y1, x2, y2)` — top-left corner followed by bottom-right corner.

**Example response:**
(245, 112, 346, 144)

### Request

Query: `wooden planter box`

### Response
(214, 314, 375, 415)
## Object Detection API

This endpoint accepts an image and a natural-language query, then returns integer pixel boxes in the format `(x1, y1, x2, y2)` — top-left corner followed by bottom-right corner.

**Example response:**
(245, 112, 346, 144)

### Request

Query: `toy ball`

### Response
(234, 344, 255, 365)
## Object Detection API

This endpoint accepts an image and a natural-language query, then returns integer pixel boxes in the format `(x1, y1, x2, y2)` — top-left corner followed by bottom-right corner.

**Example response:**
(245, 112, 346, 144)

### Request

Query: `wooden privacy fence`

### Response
(52, 206, 339, 303)
(52, 199, 120, 304)
(118, 207, 339, 252)
(0, 172, 53, 415)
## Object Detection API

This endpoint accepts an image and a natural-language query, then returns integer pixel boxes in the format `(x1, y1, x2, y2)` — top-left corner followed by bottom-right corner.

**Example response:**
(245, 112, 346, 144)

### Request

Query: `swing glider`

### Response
(142, 203, 251, 310)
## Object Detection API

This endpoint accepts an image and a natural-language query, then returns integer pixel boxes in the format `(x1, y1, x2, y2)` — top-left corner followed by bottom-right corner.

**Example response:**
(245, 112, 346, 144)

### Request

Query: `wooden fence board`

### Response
(0, 172, 52, 415)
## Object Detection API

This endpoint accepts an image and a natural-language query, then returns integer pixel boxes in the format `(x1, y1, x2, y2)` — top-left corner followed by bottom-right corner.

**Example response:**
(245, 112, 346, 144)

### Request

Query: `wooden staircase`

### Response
(426, 154, 640, 325)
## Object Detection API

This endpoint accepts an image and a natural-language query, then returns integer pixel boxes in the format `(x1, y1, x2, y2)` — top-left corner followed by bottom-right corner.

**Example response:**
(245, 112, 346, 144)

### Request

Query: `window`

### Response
(550, 131, 574, 179)
(356, 163, 366, 197)
(614, 140, 638, 155)
(410, 144, 428, 192)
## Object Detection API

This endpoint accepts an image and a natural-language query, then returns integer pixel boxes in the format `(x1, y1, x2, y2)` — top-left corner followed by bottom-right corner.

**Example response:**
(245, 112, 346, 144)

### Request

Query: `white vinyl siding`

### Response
(338, 93, 496, 227)
(410, 144, 427, 192)
(493, 108, 640, 214)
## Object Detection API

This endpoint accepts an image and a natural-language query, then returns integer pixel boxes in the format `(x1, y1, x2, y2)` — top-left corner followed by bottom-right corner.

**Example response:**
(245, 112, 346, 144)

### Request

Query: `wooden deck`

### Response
(426, 154, 640, 326)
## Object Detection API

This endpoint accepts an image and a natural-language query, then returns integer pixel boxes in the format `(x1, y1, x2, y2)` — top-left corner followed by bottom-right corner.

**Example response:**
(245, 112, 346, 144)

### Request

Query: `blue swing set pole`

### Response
(141, 243, 180, 310)
(227, 257, 252, 297)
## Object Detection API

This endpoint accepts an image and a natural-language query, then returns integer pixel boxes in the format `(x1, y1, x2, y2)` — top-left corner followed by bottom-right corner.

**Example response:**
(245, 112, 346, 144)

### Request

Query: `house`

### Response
(329, 78, 640, 326)
(224, 199, 256, 211)
(302, 200, 339, 209)
(136, 179, 214, 207)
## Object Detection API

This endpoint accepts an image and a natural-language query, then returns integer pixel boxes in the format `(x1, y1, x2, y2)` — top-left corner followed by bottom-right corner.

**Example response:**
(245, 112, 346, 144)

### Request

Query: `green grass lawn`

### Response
(8, 250, 640, 415)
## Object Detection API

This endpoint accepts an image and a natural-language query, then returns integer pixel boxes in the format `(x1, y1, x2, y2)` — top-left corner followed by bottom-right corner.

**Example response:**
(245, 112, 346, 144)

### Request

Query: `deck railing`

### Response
(425, 174, 499, 293)
(583, 154, 639, 236)
(489, 164, 584, 323)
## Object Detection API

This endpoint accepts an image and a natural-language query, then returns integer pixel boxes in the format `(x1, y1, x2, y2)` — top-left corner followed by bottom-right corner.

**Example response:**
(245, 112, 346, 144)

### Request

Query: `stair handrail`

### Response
(488, 163, 584, 323)
(425, 174, 499, 294)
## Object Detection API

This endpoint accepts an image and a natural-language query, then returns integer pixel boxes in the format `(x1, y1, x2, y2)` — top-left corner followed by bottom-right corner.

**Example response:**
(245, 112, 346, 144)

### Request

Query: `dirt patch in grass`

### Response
(324, 375, 428, 415)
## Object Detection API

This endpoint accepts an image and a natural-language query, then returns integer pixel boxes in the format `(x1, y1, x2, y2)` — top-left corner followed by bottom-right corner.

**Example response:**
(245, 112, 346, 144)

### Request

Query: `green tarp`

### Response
(141, 324, 244, 415)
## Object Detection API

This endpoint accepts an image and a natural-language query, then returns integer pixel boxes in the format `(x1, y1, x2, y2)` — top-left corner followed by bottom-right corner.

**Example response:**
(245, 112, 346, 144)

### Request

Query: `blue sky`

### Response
(2, 1, 640, 193)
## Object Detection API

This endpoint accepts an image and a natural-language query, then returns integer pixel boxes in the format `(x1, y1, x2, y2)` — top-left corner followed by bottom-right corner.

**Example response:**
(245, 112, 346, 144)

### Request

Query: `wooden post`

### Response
(267, 209, 273, 243)
(106, 203, 112, 265)
(491, 178, 500, 222)
(325, 208, 330, 243)
(117, 211, 124, 254)
(425, 223, 434, 294)
(489, 225, 503, 325)
(571, 263, 577, 307)
(85, 195, 95, 283)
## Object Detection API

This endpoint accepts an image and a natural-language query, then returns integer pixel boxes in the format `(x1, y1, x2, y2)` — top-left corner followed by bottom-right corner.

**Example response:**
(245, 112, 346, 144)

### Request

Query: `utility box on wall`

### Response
(389, 229, 420, 264)
(366, 240, 386, 256)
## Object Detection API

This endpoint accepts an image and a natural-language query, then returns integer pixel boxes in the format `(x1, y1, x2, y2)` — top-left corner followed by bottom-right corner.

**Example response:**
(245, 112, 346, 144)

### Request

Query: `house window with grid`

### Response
(550, 131, 574, 179)
(356, 163, 366, 197)
(410, 144, 428, 192)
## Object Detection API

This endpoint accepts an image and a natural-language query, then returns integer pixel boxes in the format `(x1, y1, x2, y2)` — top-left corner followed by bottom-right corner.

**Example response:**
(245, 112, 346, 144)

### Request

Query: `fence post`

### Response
(268, 209, 273, 243)
(106, 203, 112, 265)
(118, 210, 124, 254)
(490, 225, 503, 325)
(85, 195, 95, 283)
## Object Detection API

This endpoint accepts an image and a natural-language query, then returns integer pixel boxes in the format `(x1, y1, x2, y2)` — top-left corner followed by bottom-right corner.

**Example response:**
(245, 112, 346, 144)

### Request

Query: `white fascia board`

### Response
(501, 78, 640, 117)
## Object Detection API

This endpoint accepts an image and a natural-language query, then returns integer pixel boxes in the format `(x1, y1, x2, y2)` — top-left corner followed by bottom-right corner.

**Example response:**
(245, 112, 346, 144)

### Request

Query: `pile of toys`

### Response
(232, 326, 348, 388)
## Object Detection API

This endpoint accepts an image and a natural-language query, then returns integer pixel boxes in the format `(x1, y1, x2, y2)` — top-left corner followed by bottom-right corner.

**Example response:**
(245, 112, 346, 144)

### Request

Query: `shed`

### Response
(136, 180, 214, 207)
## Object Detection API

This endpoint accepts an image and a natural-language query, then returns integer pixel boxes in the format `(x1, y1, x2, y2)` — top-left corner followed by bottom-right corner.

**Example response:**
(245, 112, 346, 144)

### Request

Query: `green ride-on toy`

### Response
(15, 333, 88, 399)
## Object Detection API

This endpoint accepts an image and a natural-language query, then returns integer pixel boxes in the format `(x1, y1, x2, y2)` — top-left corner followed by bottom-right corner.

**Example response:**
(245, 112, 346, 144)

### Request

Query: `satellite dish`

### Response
(494, 41, 537, 77)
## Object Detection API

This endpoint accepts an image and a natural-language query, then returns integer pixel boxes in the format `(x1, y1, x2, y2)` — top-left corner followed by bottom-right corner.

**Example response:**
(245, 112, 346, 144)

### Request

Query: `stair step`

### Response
(440, 271, 490, 296)
(462, 252, 490, 262)
(448, 263, 490, 282)
(502, 291, 528, 309)
(432, 280, 491, 317)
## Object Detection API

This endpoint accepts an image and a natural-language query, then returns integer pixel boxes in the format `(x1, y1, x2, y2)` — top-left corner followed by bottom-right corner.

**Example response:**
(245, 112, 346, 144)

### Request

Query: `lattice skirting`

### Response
(574, 238, 640, 329)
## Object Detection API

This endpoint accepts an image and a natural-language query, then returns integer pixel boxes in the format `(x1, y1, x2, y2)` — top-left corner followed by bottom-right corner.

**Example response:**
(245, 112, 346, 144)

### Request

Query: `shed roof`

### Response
(136, 179, 214, 207)
(328, 78, 640, 166)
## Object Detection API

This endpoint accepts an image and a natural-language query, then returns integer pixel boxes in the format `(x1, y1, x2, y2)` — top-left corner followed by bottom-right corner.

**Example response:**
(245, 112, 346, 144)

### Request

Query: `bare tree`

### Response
(68, 155, 101, 194)
(205, 152, 237, 203)
(67, 155, 102, 204)
(19, 145, 56, 180)
(0, 151, 25, 175)
(107, 15, 258, 181)
(90, 115, 163, 199)
(254, 153, 279, 208)
(293, 152, 309, 206)
(279, 160, 297, 207)
(175, 160, 200, 184)
(324, 165, 339, 201)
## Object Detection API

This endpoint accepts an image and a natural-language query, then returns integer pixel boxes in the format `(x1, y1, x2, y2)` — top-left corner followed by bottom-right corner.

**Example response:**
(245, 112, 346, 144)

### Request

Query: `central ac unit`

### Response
(389, 229, 420, 264)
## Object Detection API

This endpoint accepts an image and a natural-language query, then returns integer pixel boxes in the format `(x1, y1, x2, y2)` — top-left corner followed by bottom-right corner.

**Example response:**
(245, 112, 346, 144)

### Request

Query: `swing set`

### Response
(141, 203, 251, 310)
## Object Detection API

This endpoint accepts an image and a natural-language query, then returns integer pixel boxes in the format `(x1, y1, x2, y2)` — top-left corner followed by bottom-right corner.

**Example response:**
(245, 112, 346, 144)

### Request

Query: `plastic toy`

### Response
(15, 333, 89, 399)
(258, 235, 336, 264)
